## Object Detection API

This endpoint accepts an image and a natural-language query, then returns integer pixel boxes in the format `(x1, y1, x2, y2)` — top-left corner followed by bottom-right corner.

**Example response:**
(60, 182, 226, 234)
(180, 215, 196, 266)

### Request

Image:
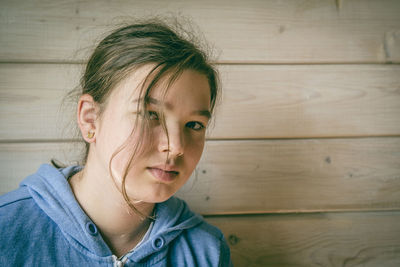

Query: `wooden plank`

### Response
(214, 64, 400, 138)
(183, 138, 400, 214)
(0, 142, 84, 193)
(206, 211, 400, 266)
(0, 64, 81, 140)
(0, 0, 399, 63)
(1, 138, 399, 214)
(1, 64, 400, 140)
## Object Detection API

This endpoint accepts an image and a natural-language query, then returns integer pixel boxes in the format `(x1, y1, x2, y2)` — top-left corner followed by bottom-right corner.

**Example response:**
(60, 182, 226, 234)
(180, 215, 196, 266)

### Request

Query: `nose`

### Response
(158, 124, 184, 157)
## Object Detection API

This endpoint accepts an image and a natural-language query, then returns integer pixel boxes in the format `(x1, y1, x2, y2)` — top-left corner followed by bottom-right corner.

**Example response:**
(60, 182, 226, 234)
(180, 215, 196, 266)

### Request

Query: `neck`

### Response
(69, 161, 155, 257)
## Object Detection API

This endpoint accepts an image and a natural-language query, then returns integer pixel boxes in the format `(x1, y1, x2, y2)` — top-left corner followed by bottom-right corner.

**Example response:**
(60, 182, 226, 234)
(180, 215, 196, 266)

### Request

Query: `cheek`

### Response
(108, 141, 136, 183)
(106, 124, 145, 180)
(185, 135, 206, 168)
(99, 112, 134, 149)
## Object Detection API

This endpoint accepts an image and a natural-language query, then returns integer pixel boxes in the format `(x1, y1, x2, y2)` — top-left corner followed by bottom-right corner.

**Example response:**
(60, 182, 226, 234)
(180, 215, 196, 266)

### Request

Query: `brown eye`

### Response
(186, 121, 205, 131)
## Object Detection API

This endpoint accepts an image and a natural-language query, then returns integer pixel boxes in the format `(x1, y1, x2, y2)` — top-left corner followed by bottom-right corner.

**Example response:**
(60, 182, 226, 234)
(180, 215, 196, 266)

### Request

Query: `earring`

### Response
(87, 130, 95, 139)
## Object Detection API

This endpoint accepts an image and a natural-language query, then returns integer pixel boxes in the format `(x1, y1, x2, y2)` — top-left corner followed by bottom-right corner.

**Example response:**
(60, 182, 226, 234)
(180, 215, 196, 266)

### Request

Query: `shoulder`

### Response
(188, 217, 225, 242)
(163, 197, 224, 238)
(166, 197, 232, 266)
(0, 186, 50, 235)
(185, 219, 232, 264)
(0, 186, 32, 214)
(0, 187, 49, 263)
(170, 220, 232, 267)
(163, 196, 226, 242)
(0, 186, 56, 237)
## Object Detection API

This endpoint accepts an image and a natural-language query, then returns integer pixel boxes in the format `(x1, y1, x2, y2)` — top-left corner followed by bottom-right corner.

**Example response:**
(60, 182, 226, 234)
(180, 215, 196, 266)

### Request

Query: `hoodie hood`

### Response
(20, 164, 204, 263)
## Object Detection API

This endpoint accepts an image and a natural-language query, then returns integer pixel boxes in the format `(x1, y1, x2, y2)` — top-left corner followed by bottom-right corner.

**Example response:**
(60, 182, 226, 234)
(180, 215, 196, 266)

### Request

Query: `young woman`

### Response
(0, 19, 232, 266)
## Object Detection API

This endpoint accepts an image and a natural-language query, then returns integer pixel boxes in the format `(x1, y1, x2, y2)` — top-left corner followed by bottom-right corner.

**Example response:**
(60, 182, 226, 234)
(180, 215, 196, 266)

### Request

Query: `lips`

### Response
(147, 167, 179, 183)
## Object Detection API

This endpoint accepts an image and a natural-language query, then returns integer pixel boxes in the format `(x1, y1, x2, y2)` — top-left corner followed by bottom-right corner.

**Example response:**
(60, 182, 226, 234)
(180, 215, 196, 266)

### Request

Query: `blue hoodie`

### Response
(0, 164, 232, 266)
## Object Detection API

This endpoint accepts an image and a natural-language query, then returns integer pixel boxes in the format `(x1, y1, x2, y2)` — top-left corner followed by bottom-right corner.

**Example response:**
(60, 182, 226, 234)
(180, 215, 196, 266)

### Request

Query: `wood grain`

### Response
(214, 64, 400, 138)
(206, 211, 400, 266)
(0, 0, 399, 63)
(182, 138, 400, 214)
(1, 138, 399, 214)
(0, 64, 81, 141)
(0, 142, 84, 192)
(1, 1, 399, 265)
(1, 64, 400, 140)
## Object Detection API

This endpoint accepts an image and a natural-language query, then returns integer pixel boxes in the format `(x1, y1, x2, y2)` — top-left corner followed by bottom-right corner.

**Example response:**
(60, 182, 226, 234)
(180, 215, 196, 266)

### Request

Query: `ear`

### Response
(77, 94, 99, 143)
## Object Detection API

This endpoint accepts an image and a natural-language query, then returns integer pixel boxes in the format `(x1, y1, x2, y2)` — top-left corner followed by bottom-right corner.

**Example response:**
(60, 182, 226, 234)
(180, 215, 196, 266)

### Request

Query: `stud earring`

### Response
(87, 130, 95, 139)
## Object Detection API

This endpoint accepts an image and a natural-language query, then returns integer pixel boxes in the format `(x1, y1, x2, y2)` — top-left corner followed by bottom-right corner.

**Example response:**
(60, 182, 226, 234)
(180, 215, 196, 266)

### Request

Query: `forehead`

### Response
(110, 65, 154, 102)
(149, 69, 211, 107)
(110, 65, 211, 109)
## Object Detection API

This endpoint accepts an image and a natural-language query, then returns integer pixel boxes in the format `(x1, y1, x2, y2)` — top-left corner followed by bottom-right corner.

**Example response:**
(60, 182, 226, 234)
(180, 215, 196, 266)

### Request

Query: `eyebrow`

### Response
(135, 97, 211, 119)
(146, 97, 162, 105)
(193, 110, 211, 119)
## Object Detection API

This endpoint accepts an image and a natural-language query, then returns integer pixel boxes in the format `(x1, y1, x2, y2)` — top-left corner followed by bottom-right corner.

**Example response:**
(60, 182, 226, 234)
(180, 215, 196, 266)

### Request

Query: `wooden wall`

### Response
(1, 0, 400, 265)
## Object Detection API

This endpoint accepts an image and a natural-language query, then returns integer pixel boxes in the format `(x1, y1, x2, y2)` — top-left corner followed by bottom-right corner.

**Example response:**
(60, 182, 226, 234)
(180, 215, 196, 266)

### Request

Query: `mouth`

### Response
(147, 167, 179, 183)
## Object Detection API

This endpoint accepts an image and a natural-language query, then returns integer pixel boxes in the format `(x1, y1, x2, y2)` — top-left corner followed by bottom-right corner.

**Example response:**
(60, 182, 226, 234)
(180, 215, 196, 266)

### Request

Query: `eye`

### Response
(148, 111, 159, 120)
(186, 121, 205, 131)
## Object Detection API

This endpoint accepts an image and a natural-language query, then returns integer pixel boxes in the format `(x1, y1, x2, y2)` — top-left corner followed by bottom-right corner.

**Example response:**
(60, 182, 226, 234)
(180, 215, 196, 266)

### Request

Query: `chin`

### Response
(122, 171, 186, 203)
(145, 187, 177, 203)
(125, 184, 177, 204)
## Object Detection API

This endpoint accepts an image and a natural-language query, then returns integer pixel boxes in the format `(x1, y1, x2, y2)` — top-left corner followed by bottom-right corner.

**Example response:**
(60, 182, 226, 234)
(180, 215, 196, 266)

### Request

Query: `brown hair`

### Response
(78, 18, 219, 218)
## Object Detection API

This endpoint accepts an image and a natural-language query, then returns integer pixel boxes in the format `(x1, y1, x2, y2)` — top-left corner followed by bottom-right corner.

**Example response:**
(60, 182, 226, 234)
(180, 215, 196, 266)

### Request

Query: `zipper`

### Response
(111, 219, 155, 266)
(112, 255, 128, 267)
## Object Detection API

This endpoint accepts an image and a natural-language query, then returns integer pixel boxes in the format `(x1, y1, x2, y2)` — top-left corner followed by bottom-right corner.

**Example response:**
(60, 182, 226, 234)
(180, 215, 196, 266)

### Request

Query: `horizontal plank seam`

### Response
(0, 139, 82, 144)
(0, 60, 400, 66)
(1, 135, 399, 144)
(202, 208, 400, 217)
(206, 135, 400, 141)
(214, 61, 400, 66)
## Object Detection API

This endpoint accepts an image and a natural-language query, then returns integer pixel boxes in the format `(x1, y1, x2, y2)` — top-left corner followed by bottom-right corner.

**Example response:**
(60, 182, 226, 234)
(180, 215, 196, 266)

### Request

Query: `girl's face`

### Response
(93, 66, 211, 203)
